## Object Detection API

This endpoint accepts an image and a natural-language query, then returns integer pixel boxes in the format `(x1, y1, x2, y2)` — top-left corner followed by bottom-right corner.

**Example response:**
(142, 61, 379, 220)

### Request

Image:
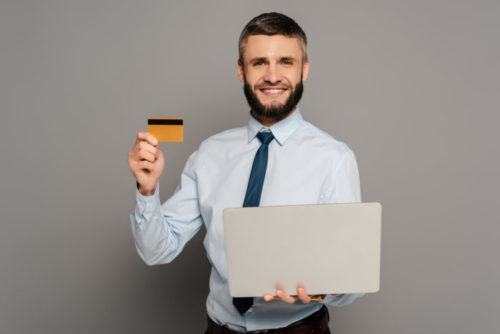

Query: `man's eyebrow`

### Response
(248, 56, 298, 63)
(248, 57, 268, 63)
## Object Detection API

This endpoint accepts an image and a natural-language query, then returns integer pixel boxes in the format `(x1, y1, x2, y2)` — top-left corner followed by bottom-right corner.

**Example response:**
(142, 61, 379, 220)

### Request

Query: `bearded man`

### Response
(128, 12, 363, 333)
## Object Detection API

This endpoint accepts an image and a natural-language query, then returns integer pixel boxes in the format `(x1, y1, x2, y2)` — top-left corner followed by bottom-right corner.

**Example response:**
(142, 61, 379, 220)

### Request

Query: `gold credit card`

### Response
(147, 117, 183, 142)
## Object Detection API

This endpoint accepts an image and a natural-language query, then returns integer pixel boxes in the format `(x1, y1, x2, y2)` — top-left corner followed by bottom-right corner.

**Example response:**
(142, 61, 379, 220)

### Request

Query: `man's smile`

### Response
(257, 85, 290, 99)
(260, 87, 287, 96)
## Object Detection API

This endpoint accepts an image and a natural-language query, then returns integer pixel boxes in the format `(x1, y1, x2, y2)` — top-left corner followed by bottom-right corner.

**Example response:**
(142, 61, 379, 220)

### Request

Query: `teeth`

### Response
(263, 89, 284, 94)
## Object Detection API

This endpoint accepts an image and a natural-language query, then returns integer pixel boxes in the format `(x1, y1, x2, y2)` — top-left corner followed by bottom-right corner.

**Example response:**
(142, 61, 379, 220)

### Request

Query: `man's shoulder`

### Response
(296, 120, 354, 157)
(198, 126, 247, 151)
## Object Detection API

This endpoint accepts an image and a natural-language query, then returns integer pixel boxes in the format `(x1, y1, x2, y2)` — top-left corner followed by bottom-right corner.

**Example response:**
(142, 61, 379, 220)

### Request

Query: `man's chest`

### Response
(196, 146, 334, 216)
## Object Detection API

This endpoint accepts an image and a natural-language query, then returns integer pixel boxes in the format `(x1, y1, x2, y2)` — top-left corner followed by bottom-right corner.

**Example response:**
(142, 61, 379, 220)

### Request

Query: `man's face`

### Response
(238, 35, 310, 122)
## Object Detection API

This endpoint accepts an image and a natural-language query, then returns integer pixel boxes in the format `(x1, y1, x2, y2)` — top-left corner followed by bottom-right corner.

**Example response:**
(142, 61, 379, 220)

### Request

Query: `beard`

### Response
(243, 78, 304, 121)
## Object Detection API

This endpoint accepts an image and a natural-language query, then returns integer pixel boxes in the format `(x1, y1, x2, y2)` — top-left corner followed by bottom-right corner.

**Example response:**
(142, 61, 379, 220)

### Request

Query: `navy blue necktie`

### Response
(233, 131, 274, 315)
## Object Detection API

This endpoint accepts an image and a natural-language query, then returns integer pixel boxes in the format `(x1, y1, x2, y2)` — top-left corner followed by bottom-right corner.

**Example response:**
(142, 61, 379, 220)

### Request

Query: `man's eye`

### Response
(253, 61, 264, 66)
(282, 59, 293, 65)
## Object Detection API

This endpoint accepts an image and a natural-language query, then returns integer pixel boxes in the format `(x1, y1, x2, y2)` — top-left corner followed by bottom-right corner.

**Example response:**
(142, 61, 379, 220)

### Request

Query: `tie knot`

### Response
(257, 132, 274, 145)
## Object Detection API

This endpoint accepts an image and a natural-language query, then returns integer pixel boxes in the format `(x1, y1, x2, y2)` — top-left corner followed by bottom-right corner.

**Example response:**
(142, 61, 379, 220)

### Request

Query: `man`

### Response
(128, 12, 363, 333)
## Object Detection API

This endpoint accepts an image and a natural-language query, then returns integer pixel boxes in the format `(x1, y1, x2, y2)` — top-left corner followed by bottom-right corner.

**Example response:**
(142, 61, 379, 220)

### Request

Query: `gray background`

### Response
(1, 0, 498, 333)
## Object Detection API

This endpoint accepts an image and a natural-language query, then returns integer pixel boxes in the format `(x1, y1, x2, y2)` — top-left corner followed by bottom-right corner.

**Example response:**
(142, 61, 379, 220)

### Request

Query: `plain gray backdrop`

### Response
(1, 0, 499, 333)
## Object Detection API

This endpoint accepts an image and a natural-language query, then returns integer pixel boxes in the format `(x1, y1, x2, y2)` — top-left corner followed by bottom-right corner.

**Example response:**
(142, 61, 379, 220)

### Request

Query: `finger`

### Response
(137, 160, 154, 172)
(276, 289, 296, 304)
(297, 287, 312, 304)
(263, 293, 274, 302)
(138, 141, 158, 156)
(137, 149, 156, 163)
(136, 132, 158, 146)
(156, 147, 164, 159)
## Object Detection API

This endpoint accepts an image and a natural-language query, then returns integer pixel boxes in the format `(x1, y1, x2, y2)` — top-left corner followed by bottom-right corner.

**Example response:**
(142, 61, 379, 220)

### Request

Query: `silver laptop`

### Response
(223, 202, 382, 297)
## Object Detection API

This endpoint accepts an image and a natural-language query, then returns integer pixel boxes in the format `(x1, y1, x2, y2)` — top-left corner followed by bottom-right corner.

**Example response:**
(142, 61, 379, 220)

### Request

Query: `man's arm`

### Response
(323, 146, 364, 306)
(324, 146, 361, 206)
(128, 132, 203, 265)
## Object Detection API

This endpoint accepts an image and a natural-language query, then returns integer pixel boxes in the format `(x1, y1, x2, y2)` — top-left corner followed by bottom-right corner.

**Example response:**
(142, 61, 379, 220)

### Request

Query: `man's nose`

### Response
(263, 63, 281, 84)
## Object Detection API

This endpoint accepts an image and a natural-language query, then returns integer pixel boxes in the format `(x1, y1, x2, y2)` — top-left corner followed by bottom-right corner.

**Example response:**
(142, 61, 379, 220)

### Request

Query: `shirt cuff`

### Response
(133, 183, 161, 230)
(323, 293, 364, 306)
(136, 183, 160, 204)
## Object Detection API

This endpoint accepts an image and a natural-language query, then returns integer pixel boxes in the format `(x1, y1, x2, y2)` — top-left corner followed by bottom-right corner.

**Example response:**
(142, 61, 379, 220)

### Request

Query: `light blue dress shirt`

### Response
(130, 109, 364, 332)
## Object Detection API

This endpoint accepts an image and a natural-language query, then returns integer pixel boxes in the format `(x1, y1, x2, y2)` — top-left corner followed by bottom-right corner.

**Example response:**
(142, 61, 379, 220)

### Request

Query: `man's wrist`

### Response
(136, 181, 156, 196)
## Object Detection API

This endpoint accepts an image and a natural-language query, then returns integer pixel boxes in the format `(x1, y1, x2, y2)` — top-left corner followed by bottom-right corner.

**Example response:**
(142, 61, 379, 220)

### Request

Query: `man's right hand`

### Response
(128, 132, 164, 196)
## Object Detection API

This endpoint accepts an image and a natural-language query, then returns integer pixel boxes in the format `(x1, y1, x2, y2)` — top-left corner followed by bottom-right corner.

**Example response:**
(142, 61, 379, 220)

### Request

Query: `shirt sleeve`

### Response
(130, 151, 203, 265)
(327, 147, 361, 204)
(322, 147, 365, 306)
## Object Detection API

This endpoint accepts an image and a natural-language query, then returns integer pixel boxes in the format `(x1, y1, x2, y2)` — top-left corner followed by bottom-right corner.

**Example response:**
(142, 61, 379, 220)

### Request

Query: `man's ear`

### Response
(302, 59, 310, 81)
(237, 59, 245, 83)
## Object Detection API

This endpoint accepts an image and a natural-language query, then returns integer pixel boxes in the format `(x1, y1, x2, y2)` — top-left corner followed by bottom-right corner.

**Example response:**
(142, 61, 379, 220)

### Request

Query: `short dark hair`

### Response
(238, 12, 308, 65)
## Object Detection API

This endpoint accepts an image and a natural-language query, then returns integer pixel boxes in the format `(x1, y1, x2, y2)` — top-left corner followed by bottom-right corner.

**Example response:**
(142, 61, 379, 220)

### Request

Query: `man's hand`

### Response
(128, 132, 164, 196)
(263, 285, 338, 304)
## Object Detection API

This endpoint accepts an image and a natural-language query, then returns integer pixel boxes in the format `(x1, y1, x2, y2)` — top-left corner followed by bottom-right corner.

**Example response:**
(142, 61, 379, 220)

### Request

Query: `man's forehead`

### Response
(242, 34, 304, 59)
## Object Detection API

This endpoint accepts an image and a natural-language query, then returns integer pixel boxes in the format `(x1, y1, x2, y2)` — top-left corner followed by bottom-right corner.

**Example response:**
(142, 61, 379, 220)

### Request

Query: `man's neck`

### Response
(251, 107, 296, 127)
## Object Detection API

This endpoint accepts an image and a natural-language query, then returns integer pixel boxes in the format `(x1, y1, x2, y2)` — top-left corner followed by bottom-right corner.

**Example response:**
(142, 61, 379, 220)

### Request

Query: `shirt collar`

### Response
(247, 108, 303, 146)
